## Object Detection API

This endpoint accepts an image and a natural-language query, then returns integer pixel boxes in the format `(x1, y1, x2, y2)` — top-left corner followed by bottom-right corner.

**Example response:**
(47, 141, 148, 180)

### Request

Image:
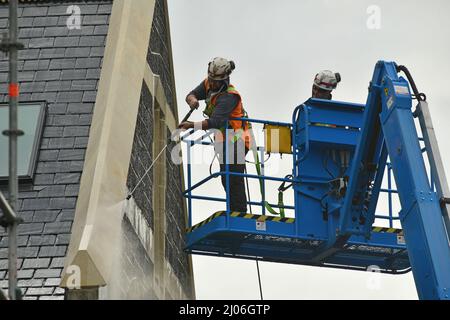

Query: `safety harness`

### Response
(204, 82, 292, 217)
(249, 146, 292, 218)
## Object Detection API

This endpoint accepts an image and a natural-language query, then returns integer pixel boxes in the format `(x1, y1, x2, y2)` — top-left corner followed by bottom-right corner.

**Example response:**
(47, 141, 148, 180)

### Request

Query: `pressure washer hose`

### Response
(126, 107, 198, 200)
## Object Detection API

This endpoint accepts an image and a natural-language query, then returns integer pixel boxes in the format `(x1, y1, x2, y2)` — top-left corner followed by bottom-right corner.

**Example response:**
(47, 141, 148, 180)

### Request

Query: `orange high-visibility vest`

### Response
(202, 79, 251, 149)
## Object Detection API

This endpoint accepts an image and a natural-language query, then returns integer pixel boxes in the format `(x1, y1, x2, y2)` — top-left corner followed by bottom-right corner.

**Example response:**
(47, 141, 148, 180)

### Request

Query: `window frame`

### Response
(0, 101, 47, 184)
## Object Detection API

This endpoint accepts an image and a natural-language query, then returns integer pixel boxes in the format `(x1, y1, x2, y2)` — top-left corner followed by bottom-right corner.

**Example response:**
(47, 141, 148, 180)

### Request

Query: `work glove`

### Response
(178, 121, 194, 130)
(186, 94, 199, 110)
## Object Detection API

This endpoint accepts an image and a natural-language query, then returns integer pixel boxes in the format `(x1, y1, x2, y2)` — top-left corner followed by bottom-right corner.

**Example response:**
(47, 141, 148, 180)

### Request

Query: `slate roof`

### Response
(0, 0, 113, 300)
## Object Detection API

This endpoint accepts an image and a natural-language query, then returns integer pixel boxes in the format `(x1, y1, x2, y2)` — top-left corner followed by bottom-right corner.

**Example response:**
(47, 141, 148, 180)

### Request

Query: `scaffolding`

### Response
(0, 0, 24, 300)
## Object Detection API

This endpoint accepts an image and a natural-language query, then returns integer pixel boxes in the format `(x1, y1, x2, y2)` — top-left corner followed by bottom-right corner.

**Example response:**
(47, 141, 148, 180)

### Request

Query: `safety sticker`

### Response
(387, 96, 394, 109)
(256, 221, 266, 231)
(397, 234, 406, 245)
(394, 85, 409, 95)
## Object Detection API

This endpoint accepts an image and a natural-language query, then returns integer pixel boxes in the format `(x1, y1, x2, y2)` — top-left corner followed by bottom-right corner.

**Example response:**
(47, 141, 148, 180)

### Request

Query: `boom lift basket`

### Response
(182, 103, 410, 274)
(182, 60, 450, 299)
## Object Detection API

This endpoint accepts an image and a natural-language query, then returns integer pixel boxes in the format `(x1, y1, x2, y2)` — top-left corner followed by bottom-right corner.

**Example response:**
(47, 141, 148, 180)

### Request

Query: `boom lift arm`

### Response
(183, 60, 450, 300)
(341, 61, 450, 299)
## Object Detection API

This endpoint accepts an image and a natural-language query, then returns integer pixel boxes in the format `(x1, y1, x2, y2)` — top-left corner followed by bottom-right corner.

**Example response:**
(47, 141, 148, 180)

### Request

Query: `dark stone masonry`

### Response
(0, 0, 193, 300)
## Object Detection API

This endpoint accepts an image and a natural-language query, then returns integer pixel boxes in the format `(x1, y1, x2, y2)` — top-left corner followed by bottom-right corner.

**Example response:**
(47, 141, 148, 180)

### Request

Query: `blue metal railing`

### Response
(181, 117, 412, 231)
(374, 136, 437, 228)
(181, 117, 295, 229)
(376, 162, 399, 228)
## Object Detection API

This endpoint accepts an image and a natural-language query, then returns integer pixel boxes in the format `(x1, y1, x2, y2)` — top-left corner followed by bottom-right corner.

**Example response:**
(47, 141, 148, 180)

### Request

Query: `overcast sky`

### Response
(167, 0, 450, 300)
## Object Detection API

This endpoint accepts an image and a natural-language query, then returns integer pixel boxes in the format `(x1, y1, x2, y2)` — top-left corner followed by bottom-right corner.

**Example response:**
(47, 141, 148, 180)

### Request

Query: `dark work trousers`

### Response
(216, 139, 249, 213)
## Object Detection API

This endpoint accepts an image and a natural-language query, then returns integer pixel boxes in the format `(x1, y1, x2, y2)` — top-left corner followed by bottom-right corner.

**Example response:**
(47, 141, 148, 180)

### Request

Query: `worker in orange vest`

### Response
(179, 57, 251, 213)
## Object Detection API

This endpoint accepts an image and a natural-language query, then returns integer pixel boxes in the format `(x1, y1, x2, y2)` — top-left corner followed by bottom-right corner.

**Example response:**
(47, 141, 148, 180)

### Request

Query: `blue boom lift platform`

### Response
(181, 61, 450, 300)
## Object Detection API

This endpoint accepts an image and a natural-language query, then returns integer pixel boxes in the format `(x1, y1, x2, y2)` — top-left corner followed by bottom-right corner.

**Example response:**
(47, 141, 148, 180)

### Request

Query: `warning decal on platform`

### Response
(394, 85, 409, 95)
(187, 211, 404, 236)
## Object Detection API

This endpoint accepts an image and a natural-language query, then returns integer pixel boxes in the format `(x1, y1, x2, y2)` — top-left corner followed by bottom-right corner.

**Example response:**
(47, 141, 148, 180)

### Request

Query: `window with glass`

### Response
(0, 102, 46, 182)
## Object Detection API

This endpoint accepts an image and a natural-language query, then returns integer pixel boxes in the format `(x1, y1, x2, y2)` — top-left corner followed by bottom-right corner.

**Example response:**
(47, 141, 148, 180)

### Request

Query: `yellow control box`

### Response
(264, 124, 292, 154)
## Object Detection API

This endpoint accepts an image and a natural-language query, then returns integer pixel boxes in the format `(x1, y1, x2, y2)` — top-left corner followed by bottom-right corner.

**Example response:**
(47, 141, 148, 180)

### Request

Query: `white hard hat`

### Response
(208, 57, 235, 80)
(313, 70, 341, 91)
